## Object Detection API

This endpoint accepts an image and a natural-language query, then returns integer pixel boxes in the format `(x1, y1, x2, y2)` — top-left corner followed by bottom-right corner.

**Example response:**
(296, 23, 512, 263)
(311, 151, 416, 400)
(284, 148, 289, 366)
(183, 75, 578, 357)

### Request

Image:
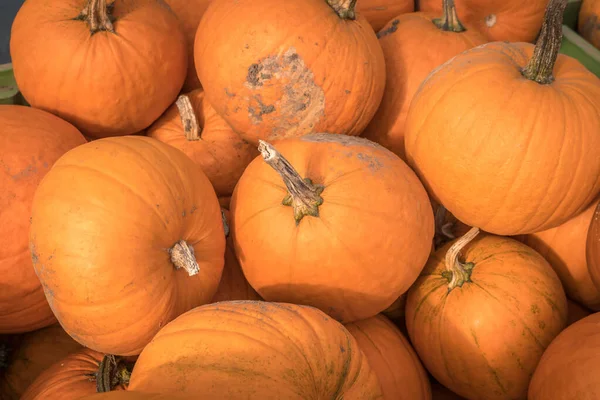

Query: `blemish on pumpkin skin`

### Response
(376, 19, 399, 39)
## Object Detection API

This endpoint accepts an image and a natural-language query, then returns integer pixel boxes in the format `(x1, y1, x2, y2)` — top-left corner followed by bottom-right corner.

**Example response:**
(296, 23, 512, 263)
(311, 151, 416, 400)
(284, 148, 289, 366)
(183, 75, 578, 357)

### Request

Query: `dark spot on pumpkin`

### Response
(538, 321, 546, 330)
(224, 88, 235, 97)
(377, 19, 399, 39)
(340, 345, 345, 353)
(246, 63, 263, 87)
(190, 205, 197, 214)
(581, 15, 600, 40)
(345, 90, 351, 94)
(531, 304, 540, 315)
(182, 210, 186, 217)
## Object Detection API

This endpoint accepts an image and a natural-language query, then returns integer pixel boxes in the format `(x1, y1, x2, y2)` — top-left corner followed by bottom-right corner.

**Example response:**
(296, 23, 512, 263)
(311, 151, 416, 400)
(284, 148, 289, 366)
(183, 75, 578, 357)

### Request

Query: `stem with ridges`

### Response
(522, 0, 567, 84)
(92, 355, 133, 392)
(327, 0, 357, 19)
(443, 227, 480, 291)
(78, 0, 115, 34)
(258, 140, 324, 225)
(433, 0, 466, 32)
(169, 240, 199, 276)
(175, 95, 201, 141)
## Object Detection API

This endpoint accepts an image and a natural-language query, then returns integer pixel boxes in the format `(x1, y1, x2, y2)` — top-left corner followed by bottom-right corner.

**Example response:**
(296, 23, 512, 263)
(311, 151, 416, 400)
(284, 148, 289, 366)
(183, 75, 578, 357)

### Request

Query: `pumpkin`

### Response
(579, 0, 600, 50)
(417, 0, 547, 42)
(528, 312, 600, 399)
(345, 314, 431, 400)
(128, 301, 384, 398)
(362, 0, 487, 160)
(230, 134, 434, 323)
(588, 201, 600, 290)
(567, 299, 591, 326)
(20, 349, 131, 400)
(0, 324, 82, 400)
(10, 0, 187, 139)
(194, 0, 386, 144)
(147, 90, 258, 198)
(404, 0, 600, 236)
(0, 105, 86, 333)
(356, 0, 414, 31)
(406, 228, 568, 400)
(522, 199, 600, 310)
(29, 136, 226, 356)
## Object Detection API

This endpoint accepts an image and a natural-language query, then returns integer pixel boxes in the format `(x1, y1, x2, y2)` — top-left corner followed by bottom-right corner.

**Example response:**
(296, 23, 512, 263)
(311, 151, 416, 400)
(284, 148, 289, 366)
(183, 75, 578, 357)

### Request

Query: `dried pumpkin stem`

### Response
(169, 240, 200, 276)
(175, 95, 202, 141)
(258, 140, 324, 225)
(443, 227, 480, 291)
(522, 0, 567, 84)
(94, 355, 133, 392)
(221, 208, 230, 238)
(78, 0, 116, 34)
(327, 0, 357, 20)
(434, 205, 457, 249)
(432, 0, 466, 32)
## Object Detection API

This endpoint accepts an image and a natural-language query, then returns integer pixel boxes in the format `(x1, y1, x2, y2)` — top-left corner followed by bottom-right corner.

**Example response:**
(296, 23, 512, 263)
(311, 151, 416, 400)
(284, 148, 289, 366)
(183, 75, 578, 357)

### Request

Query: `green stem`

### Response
(327, 0, 357, 20)
(432, 0, 466, 32)
(175, 95, 202, 141)
(443, 227, 480, 291)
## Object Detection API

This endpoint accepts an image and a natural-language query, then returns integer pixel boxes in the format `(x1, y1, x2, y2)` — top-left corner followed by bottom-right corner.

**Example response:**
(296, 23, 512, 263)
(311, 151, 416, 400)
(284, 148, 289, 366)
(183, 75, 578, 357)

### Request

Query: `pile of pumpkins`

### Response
(2, 0, 600, 398)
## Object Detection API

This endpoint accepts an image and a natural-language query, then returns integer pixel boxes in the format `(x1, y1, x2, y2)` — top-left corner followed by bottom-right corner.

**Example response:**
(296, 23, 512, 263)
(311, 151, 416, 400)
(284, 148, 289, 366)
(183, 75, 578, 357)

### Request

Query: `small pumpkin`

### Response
(230, 134, 434, 323)
(587, 201, 600, 290)
(404, 0, 600, 235)
(10, 0, 187, 139)
(29, 136, 226, 356)
(406, 228, 568, 400)
(579, 0, 600, 50)
(356, 0, 414, 31)
(567, 299, 591, 326)
(0, 105, 86, 334)
(528, 312, 600, 399)
(194, 0, 386, 144)
(128, 301, 384, 398)
(147, 90, 258, 198)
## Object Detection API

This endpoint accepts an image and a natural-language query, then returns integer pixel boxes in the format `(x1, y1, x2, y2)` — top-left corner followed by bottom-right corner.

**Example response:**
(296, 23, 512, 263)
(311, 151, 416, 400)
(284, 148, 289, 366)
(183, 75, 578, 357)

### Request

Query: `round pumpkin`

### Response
(29, 136, 226, 356)
(404, 0, 600, 236)
(128, 301, 384, 398)
(10, 0, 187, 139)
(528, 312, 600, 399)
(417, 0, 547, 42)
(567, 299, 591, 326)
(0, 105, 86, 333)
(230, 134, 434, 323)
(345, 314, 431, 400)
(194, 0, 386, 144)
(579, 0, 600, 50)
(406, 229, 568, 400)
(356, 0, 414, 31)
(147, 90, 258, 197)
(588, 201, 600, 290)
(362, 1, 487, 160)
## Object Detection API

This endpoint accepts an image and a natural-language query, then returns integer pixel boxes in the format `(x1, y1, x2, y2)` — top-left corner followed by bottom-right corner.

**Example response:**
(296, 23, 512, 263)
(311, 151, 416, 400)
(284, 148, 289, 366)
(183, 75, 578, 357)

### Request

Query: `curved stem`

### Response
(175, 95, 201, 141)
(327, 0, 357, 20)
(443, 227, 480, 291)
(432, 0, 466, 32)
(258, 140, 324, 225)
(95, 355, 133, 392)
(169, 240, 200, 276)
(78, 0, 115, 34)
(522, 0, 567, 84)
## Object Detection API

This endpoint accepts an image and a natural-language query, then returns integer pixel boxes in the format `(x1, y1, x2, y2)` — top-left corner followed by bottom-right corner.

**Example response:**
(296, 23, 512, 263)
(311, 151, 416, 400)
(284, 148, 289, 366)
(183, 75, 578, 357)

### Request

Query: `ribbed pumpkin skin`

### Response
(404, 42, 600, 236)
(528, 312, 600, 400)
(128, 301, 384, 399)
(0, 106, 86, 333)
(345, 315, 431, 400)
(579, 0, 600, 50)
(406, 235, 568, 400)
(29, 136, 225, 356)
(356, 0, 414, 31)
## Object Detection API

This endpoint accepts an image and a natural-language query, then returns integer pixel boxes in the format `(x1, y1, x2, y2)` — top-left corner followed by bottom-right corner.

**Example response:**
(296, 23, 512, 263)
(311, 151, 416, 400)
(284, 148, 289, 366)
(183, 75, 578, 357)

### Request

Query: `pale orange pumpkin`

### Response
(579, 0, 600, 50)
(356, 0, 414, 31)
(588, 201, 600, 290)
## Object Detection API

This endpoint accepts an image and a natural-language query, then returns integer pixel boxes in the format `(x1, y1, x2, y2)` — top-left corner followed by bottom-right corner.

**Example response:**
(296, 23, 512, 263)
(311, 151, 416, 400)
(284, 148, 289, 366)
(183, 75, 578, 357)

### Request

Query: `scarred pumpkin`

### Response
(356, 0, 414, 31)
(579, 0, 600, 50)
(587, 201, 600, 290)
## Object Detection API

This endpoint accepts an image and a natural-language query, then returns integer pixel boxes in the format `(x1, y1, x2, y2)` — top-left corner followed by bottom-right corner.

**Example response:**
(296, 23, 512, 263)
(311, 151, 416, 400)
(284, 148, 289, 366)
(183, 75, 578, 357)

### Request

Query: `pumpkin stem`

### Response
(432, 0, 466, 32)
(434, 205, 457, 249)
(94, 355, 133, 392)
(258, 140, 325, 225)
(443, 227, 480, 291)
(175, 95, 202, 141)
(221, 208, 230, 238)
(169, 240, 200, 276)
(327, 0, 357, 20)
(79, 0, 116, 34)
(521, 0, 567, 84)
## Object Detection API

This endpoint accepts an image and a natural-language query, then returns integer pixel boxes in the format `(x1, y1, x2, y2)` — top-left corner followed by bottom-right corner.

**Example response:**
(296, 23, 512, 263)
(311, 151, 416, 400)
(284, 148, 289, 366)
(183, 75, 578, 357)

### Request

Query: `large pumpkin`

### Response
(417, 0, 547, 42)
(579, 0, 600, 50)
(406, 229, 568, 400)
(0, 105, 86, 333)
(147, 90, 258, 198)
(588, 201, 600, 290)
(528, 312, 600, 399)
(356, 0, 414, 31)
(29, 136, 226, 356)
(404, 0, 600, 236)
(230, 134, 434, 323)
(128, 301, 384, 398)
(362, 0, 487, 160)
(10, 0, 187, 139)
(194, 0, 386, 144)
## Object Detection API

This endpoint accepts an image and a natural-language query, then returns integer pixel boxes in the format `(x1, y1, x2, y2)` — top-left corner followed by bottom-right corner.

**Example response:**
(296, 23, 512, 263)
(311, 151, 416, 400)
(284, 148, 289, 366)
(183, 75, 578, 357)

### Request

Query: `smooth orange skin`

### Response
(29, 136, 225, 356)
(345, 315, 431, 400)
(588, 201, 600, 290)
(147, 89, 258, 197)
(0, 106, 86, 334)
(567, 299, 591, 326)
(417, 0, 547, 42)
(356, 0, 414, 31)
(405, 42, 600, 236)
(406, 235, 568, 400)
(128, 301, 384, 399)
(528, 312, 600, 400)
(579, 0, 600, 50)
(194, 0, 386, 144)
(10, 0, 187, 139)
(362, 12, 487, 160)
(230, 134, 434, 323)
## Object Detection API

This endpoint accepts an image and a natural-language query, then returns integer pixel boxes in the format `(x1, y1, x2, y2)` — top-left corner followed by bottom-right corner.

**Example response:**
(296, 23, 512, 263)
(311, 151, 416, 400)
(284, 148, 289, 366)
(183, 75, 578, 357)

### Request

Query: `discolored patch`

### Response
(301, 132, 387, 150)
(581, 15, 600, 40)
(377, 19, 399, 39)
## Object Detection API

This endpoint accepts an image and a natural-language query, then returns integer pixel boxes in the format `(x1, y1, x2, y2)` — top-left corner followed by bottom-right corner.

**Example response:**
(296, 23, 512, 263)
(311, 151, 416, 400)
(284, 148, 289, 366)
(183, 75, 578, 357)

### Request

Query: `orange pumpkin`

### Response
(567, 299, 591, 326)
(29, 136, 226, 356)
(404, 0, 600, 236)
(579, 0, 600, 50)
(356, 0, 414, 31)
(528, 312, 600, 399)
(345, 314, 431, 400)
(417, 0, 547, 42)
(1, 105, 86, 333)
(230, 134, 434, 323)
(406, 229, 568, 400)
(588, 201, 600, 290)
(147, 90, 258, 198)
(128, 301, 384, 398)
(362, 1, 487, 160)
(10, 0, 187, 139)
(194, 0, 386, 144)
